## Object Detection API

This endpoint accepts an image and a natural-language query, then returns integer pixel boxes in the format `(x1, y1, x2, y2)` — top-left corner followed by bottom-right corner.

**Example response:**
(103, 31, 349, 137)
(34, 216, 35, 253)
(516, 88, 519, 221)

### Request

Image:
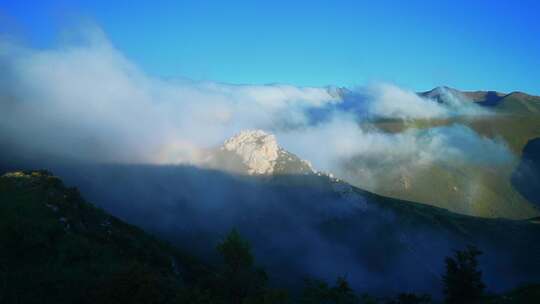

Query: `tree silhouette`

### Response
(216, 228, 270, 304)
(301, 276, 358, 304)
(217, 228, 254, 273)
(88, 263, 176, 304)
(332, 277, 358, 304)
(387, 293, 431, 304)
(442, 245, 485, 304)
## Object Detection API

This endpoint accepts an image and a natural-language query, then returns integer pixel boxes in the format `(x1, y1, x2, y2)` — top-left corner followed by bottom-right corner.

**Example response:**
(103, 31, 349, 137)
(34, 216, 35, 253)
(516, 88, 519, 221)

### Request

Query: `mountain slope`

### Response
(419, 88, 540, 139)
(2, 169, 539, 302)
(358, 88, 540, 219)
(30, 160, 540, 297)
(512, 137, 540, 206)
(0, 170, 206, 304)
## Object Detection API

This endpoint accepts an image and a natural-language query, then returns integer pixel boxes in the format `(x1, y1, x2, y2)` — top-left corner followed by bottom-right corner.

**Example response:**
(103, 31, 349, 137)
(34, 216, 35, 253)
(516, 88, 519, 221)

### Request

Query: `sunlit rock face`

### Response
(222, 130, 280, 175)
(212, 129, 315, 176)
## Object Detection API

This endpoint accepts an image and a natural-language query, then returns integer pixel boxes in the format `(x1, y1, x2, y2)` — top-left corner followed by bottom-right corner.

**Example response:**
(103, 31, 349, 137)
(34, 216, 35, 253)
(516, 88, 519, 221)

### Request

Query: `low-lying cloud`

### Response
(280, 120, 513, 188)
(0, 27, 508, 173)
(0, 29, 338, 164)
(364, 83, 487, 119)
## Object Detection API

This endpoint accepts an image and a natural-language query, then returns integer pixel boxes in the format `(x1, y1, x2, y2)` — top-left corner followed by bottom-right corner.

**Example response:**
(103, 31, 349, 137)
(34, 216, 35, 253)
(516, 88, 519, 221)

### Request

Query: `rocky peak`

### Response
(222, 130, 280, 175)
(215, 129, 315, 176)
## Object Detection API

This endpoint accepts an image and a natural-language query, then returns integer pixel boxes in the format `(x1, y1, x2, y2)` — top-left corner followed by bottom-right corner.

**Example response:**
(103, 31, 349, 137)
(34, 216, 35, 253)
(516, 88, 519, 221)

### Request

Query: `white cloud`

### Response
(0, 29, 339, 164)
(0, 26, 512, 189)
(278, 116, 514, 188)
(367, 83, 449, 119)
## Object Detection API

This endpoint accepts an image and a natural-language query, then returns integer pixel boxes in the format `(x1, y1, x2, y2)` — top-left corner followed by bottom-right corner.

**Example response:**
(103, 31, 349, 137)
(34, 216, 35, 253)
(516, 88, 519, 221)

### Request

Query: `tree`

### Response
(216, 228, 271, 304)
(442, 245, 485, 304)
(88, 263, 176, 304)
(301, 276, 358, 304)
(387, 293, 431, 304)
(332, 277, 359, 304)
(217, 228, 254, 273)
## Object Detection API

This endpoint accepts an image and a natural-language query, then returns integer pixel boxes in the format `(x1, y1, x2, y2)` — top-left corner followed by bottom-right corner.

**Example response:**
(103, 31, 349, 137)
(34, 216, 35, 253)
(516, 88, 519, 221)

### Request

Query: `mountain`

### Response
(2, 169, 540, 302)
(353, 87, 540, 219)
(18, 136, 539, 298)
(512, 137, 540, 206)
(2, 81, 540, 300)
(421, 86, 472, 104)
(420, 86, 506, 106)
(0, 170, 207, 303)
(204, 129, 315, 176)
(421, 86, 540, 115)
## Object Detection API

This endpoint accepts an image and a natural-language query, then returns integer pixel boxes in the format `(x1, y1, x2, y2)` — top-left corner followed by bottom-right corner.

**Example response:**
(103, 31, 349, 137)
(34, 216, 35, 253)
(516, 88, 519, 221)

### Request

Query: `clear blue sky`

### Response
(1, 0, 539, 94)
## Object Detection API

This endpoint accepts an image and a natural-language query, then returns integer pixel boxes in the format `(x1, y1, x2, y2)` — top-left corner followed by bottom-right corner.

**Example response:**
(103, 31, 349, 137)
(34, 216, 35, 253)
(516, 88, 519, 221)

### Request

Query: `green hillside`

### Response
(358, 90, 540, 219)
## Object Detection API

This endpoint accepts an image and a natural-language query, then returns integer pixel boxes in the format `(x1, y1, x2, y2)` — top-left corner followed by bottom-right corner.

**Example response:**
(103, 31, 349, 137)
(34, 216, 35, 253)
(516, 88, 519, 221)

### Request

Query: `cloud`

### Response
(366, 83, 449, 119)
(328, 83, 489, 121)
(0, 28, 339, 164)
(278, 116, 514, 190)
(0, 26, 511, 186)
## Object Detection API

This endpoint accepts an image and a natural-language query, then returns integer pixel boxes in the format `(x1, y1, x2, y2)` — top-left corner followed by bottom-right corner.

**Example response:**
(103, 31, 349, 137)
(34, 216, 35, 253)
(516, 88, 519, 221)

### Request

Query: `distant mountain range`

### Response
(421, 86, 540, 112)
(347, 87, 540, 219)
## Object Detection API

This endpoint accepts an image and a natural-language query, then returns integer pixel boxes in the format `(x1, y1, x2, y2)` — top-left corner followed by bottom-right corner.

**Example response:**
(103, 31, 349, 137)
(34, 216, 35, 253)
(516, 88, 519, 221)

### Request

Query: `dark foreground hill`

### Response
(0, 170, 208, 303)
(12, 163, 538, 298)
(1, 169, 540, 303)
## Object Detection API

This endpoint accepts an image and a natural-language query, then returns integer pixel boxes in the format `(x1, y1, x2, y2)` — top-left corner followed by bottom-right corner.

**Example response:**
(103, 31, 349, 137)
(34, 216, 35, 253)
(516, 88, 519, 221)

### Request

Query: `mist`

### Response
(1, 26, 534, 297)
(0, 27, 509, 172)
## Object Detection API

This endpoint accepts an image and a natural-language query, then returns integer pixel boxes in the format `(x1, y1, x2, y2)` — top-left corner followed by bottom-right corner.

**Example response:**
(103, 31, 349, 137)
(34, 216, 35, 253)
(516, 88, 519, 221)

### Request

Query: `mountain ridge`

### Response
(420, 86, 540, 109)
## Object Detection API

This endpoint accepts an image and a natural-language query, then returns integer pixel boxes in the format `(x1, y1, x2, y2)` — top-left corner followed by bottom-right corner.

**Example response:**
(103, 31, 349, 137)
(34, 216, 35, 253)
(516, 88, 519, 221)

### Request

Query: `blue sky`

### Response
(1, 0, 539, 94)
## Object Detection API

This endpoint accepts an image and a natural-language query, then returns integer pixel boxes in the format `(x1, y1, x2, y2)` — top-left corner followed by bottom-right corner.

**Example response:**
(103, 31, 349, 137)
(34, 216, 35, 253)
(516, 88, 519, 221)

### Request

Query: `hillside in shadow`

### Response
(2, 159, 539, 298)
(512, 138, 540, 206)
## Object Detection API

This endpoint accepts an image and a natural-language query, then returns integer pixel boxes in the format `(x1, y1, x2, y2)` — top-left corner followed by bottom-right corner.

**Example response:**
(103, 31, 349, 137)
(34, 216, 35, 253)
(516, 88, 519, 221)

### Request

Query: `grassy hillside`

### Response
(359, 90, 540, 219)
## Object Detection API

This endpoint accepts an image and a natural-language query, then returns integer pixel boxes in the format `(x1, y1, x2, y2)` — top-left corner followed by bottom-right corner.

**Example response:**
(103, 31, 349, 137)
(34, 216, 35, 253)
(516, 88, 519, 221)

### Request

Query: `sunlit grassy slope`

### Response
(362, 91, 540, 219)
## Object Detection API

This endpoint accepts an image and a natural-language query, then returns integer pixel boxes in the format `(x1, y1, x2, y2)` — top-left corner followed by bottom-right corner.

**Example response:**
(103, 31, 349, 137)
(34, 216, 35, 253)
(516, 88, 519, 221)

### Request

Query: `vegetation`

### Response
(363, 91, 540, 219)
(210, 228, 288, 304)
(300, 277, 358, 304)
(0, 170, 289, 304)
(442, 245, 485, 304)
(483, 284, 540, 303)
(1, 170, 539, 303)
(0, 170, 198, 304)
